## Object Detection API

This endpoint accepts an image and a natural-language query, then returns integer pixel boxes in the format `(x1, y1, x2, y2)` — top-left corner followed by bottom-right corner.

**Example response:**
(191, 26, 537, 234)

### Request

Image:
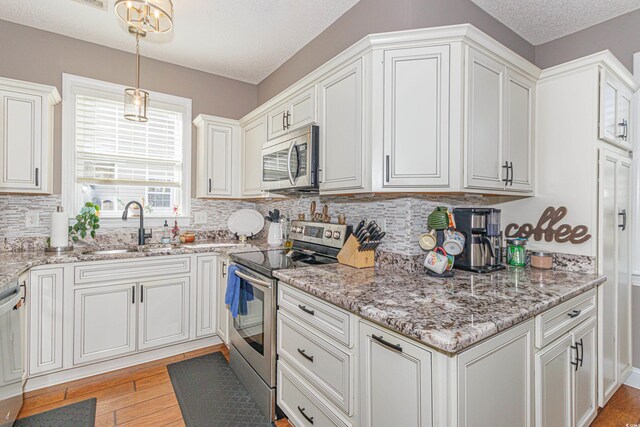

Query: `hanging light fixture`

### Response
(114, 0, 173, 34)
(124, 28, 149, 122)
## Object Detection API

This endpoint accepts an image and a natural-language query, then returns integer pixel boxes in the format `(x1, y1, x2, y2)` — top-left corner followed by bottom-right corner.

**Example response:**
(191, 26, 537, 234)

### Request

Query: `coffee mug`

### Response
(443, 229, 465, 256)
(424, 247, 448, 274)
(446, 253, 455, 270)
(419, 230, 437, 251)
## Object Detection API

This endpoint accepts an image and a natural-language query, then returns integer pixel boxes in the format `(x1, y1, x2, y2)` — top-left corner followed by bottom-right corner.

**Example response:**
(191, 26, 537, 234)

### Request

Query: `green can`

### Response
(506, 238, 528, 267)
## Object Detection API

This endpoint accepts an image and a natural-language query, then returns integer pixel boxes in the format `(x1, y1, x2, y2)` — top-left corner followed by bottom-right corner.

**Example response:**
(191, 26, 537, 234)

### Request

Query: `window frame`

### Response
(62, 74, 192, 228)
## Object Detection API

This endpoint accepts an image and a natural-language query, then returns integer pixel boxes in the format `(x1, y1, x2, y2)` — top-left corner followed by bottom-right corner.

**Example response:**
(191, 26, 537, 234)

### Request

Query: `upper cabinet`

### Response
(266, 85, 316, 142)
(0, 77, 60, 194)
(241, 116, 267, 197)
(599, 68, 633, 150)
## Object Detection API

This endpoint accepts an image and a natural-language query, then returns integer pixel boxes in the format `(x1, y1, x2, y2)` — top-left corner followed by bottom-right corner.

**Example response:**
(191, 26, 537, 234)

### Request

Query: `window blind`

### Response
(75, 94, 183, 188)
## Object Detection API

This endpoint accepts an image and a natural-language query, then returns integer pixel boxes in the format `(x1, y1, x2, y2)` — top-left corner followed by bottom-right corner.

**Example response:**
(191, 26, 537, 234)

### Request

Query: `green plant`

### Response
(69, 202, 101, 242)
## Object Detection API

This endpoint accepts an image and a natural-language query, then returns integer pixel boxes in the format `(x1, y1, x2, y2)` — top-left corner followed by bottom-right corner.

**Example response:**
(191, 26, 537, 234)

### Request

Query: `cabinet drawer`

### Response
(535, 289, 596, 349)
(278, 312, 352, 415)
(278, 360, 351, 427)
(74, 257, 191, 285)
(278, 284, 352, 347)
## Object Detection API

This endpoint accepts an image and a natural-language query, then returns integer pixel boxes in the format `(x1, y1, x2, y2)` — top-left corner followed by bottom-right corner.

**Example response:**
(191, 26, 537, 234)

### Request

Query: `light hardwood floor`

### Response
(18, 344, 639, 426)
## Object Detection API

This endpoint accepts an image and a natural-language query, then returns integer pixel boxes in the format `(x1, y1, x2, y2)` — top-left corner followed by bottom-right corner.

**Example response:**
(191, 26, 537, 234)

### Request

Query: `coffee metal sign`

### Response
(505, 206, 591, 244)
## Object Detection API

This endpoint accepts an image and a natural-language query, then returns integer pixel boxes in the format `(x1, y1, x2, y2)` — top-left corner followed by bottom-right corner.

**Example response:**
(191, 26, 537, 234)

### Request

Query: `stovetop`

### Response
(230, 249, 338, 278)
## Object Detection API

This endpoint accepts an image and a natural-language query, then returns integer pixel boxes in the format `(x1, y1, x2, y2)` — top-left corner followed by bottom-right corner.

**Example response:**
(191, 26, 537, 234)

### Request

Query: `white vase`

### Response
(267, 222, 284, 247)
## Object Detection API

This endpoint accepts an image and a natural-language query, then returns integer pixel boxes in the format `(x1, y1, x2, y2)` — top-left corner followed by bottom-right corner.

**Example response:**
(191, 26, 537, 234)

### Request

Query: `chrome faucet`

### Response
(122, 201, 152, 245)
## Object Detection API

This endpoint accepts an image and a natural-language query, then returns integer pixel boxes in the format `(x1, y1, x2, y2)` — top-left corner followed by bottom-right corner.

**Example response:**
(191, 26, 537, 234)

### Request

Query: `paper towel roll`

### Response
(50, 207, 69, 248)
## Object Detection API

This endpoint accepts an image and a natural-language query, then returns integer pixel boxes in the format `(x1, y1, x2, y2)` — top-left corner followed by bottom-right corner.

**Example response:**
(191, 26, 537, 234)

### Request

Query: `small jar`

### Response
(506, 237, 527, 267)
(531, 251, 553, 270)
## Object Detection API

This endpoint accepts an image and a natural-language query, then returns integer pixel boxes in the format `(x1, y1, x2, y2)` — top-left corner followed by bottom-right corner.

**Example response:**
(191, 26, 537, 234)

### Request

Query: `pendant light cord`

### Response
(135, 33, 141, 90)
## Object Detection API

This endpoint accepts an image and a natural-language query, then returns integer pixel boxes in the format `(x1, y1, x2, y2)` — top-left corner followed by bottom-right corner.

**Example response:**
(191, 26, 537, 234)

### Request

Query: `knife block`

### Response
(337, 235, 375, 269)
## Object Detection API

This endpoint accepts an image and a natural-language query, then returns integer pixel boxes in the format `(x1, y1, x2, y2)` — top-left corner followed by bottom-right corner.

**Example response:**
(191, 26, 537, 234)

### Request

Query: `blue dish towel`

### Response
(225, 265, 255, 318)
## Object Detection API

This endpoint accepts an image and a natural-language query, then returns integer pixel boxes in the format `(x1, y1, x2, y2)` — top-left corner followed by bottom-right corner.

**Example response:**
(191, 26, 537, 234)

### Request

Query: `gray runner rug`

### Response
(14, 398, 96, 427)
(167, 352, 272, 427)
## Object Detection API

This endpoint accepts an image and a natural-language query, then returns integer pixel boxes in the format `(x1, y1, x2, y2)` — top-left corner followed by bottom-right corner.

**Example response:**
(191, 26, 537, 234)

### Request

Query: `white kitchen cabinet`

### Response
(458, 320, 534, 427)
(217, 257, 230, 346)
(318, 59, 365, 192)
(574, 318, 597, 427)
(195, 256, 218, 338)
(599, 69, 632, 149)
(73, 283, 137, 365)
(241, 117, 267, 197)
(505, 68, 535, 192)
(0, 78, 60, 194)
(194, 115, 240, 198)
(29, 268, 64, 375)
(266, 86, 316, 142)
(359, 321, 432, 427)
(138, 277, 190, 350)
(382, 45, 450, 188)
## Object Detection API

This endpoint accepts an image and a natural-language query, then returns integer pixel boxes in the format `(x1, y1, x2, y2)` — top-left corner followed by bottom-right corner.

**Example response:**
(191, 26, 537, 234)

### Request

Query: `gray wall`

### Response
(257, 0, 534, 104)
(0, 19, 258, 194)
(535, 9, 640, 71)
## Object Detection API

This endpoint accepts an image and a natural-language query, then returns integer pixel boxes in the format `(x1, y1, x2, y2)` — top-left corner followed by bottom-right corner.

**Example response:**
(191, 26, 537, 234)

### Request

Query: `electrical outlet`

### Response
(25, 211, 40, 228)
(194, 212, 207, 224)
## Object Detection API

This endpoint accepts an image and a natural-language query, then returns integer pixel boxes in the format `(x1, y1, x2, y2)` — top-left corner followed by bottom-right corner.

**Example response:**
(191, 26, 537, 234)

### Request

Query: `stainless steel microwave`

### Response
(261, 125, 319, 193)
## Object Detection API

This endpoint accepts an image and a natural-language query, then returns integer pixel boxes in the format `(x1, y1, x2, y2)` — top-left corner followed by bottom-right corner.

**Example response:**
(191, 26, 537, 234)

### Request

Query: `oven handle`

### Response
(234, 270, 273, 290)
(287, 140, 297, 186)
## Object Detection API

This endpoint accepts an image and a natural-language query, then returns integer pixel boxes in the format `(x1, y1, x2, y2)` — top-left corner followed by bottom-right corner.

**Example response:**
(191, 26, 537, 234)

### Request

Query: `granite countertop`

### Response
(0, 240, 274, 292)
(273, 264, 606, 355)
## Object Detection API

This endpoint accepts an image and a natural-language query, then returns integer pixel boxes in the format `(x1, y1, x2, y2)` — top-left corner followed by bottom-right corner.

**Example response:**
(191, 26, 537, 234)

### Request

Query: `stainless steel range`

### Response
(228, 220, 352, 421)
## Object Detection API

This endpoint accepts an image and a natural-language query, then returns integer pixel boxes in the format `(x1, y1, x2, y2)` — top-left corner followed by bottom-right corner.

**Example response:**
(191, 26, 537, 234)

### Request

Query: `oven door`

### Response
(228, 267, 276, 387)
(261, 127, 317, 192)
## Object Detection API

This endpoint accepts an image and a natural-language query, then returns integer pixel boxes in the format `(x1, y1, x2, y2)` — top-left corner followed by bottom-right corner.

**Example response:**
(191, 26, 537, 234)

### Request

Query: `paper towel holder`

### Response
(45, 206, 74, 254)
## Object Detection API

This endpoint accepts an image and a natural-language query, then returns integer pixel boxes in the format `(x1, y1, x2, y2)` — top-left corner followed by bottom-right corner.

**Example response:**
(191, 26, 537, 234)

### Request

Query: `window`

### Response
(62, 75, 191, 224)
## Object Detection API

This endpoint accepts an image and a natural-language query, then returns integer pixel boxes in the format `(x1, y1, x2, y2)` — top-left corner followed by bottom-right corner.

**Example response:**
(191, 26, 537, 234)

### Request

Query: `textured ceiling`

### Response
(0, 0, 360, 83)
(470, 0, 640, 45)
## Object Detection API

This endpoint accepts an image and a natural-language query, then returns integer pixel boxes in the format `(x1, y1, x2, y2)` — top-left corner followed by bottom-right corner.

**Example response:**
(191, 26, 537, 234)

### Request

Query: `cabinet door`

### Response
(458, 320, 534, 427)
(73, 283, 136, 365)
(318, 59, 364, 192)
(359, 321, 432, 427)
(266, 101, 289, 141)
(288, 86, 317, 132)
(0, 90, 43, 191)
(195, 256, 218, 338)
(383, 45, 450, 188)
(138, 277, 190, 350)
(216, 258, 229, 345)
(465, 48, 506, 190)
(618, 88, 632, 148)
(573, 317, 598, 427)
(241, 117, 266, 197)
(535, 334, 574, 427)
(205, 123, 233, 197)
(616, 158, 632, 380)
(505, 68, 534, 192)
(29, 268, 64, 375)
(599, 69, 620, 144)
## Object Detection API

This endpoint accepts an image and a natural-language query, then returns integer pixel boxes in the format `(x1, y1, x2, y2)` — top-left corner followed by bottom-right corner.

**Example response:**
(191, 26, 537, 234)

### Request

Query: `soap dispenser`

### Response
(161, 220, 171, 244)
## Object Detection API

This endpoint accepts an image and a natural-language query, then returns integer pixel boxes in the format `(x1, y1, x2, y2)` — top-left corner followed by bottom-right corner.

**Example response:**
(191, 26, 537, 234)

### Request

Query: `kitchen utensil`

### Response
(443, 229, 465, 255)
(424, 247, 448, 274)
(179, 232, 196, 243)
(268, 222, 284, 247)
(506, 237, 527, 267)
(322, 205, 329, 222)
(354, 219, 365, 236)
(228, 209, 265, 236)
(419, 230, 437, 251)
(338, 214, 346, 225)
(310, 201, 316, 217)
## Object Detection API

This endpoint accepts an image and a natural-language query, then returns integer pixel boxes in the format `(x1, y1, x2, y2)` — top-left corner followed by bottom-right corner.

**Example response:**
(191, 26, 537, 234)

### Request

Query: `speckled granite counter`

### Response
(273, 264, 606, 355)
(0, 240, 273, 292)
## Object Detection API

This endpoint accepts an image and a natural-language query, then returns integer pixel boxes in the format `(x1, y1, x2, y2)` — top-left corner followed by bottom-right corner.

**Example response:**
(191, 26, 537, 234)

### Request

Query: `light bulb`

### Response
(154, 9, 161, 18)
(126, 1, 132, 8)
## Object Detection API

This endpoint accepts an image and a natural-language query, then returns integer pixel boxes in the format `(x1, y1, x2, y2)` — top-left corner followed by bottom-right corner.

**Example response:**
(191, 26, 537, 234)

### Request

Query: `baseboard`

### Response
(624, 367, 640, 390)
(25, 335, 222, 392)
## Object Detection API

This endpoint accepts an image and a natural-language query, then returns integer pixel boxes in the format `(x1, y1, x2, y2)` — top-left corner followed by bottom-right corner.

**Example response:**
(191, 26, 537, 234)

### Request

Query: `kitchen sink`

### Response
(83, 248, 140, 255)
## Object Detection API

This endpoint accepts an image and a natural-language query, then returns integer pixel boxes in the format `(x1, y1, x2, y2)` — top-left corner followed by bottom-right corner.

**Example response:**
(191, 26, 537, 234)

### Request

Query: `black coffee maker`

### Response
(452, 208, 505, 273)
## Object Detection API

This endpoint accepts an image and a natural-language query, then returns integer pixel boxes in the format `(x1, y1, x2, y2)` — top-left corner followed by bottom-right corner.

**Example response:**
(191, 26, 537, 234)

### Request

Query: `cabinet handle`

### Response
(625, 119, 629, 141)
(317, 169, 322, 184)
(208, 178, 212, 193)
(297, 406, 314, 424)
(567, 309, 581, 318)
(571, 343, 579, 371)
(282, 112, 286, 130)
(576, 338, 584, 367)
(35, 168, 39, 187)
(297, 348, 314, 362)
(298, 304, 314, 316)
(618, 120, 627, 139)
(372, 334, 403, 353)
(140, 285, 144, 303)
(619, 209, 627, 231)
(132, 286, 135, 305)
(222, 262, 227, 278)
(385, 155, 390, 182)
(508, 161, 514, 186)
(20, 280, 27, 304)
(502, 161, 509, 184)
(286, 111, 291, 129)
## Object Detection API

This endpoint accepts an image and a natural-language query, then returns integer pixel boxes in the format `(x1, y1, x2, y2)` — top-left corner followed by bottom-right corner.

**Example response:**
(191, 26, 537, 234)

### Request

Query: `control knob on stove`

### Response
(333, 231, 341, 240)
(324, 230, 333, 238)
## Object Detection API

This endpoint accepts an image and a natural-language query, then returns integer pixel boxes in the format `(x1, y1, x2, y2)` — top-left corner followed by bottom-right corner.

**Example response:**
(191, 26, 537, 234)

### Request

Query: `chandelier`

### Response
(114, 0, 173, 34)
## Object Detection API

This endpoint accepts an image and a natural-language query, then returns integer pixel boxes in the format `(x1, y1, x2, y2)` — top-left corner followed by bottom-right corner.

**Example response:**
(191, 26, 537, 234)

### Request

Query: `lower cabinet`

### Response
(216, 257, 230, 345)
(29, 268, 64, 375)
(195, 256, 218, 338)
(359, 321, 432, 427)
(535, 316, 597, 427)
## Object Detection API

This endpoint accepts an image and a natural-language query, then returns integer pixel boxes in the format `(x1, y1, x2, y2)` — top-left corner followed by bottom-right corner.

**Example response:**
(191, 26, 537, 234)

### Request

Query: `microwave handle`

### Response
(287, 140, 297, 185)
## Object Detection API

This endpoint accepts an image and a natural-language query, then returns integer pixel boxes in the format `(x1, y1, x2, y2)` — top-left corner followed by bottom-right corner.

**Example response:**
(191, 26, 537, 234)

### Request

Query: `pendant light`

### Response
(114, 0, 173, 34)
(124, 28, 149, 122)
